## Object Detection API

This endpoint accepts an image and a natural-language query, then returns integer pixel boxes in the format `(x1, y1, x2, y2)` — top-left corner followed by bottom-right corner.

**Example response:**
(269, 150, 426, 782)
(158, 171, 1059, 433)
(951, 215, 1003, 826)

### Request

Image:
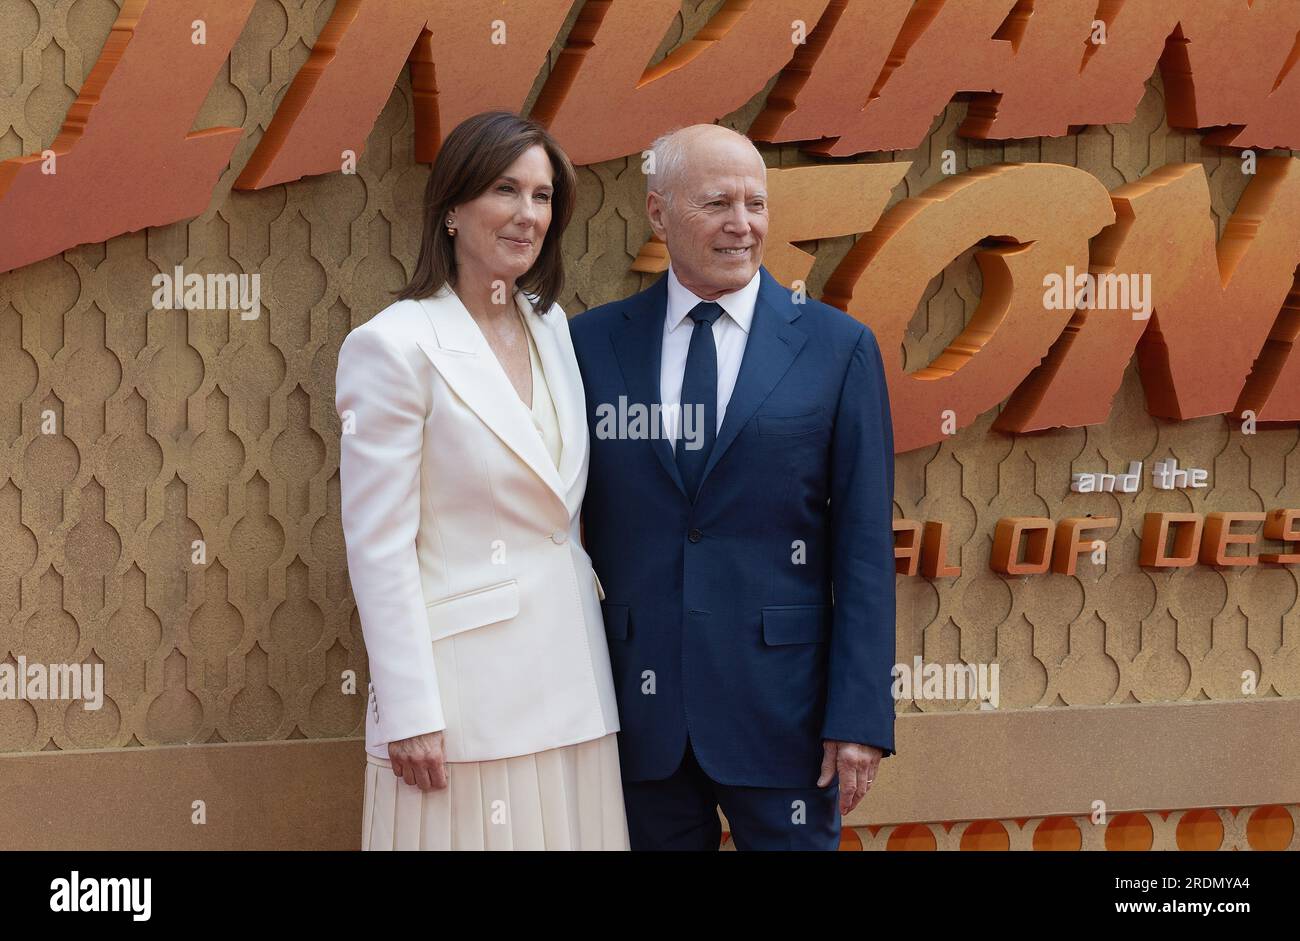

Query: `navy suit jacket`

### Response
(570, 266, 896, 788)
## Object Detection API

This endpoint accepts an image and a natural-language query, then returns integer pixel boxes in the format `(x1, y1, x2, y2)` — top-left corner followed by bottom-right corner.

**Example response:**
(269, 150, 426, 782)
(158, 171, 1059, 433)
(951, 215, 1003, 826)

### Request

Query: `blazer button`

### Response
(551, 531, 568, 545)
(688, 529, 703, 543)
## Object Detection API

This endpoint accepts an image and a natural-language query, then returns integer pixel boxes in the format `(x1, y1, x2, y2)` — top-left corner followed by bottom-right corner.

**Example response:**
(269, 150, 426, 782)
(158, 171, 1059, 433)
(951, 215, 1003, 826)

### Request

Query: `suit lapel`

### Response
(414, 288, 567, 512)
(699, 268, 807, 485)
(611, 276, 688, 499)
(518, 292, 586, 519)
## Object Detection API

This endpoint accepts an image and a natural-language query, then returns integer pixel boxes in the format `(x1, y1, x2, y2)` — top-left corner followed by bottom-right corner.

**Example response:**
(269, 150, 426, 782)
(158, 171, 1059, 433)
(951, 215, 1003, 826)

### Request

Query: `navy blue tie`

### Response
(675, 301, 723, 501)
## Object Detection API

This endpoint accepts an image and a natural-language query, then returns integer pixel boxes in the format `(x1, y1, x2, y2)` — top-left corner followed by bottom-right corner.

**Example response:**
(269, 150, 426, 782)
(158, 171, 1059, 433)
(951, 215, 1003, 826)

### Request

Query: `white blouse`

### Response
(521, 304, 562, 470)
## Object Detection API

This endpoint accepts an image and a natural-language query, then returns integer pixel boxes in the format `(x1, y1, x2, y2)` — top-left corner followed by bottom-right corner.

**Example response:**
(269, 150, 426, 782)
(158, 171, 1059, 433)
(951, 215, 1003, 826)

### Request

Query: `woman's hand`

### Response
(388, 731, 448, 791)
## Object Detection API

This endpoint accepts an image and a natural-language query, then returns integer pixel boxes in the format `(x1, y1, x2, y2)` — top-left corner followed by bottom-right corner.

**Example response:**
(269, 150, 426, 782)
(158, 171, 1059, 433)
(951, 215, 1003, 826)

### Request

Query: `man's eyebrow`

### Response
(694, 188, 768, 200)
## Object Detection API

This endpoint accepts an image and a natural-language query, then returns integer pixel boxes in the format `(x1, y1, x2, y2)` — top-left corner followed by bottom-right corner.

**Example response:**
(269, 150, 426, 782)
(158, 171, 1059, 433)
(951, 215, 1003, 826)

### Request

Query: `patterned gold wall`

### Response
(0, 0, 1296, 837)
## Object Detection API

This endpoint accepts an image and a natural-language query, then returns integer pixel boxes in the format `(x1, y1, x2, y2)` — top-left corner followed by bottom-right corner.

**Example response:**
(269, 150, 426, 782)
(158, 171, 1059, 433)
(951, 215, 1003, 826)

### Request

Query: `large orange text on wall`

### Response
(4, 0, 1300, 449)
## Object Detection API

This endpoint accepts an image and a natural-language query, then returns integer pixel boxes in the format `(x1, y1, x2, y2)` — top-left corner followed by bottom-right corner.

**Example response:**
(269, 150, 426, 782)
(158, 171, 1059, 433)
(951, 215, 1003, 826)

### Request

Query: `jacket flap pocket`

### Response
(757, 410, 823, 437)
(762, 604, 830, 645)
(601, 602, 629, 640)
(426, 579, 519, 642)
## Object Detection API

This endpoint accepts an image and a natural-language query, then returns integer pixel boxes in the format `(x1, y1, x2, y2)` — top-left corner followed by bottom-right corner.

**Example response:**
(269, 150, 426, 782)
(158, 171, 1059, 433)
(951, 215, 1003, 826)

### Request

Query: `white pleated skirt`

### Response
(361, 732, 630, 850)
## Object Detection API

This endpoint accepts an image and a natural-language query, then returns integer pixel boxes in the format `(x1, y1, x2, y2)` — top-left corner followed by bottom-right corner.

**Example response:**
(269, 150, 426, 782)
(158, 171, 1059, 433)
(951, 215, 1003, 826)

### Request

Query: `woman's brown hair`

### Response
(394, 111, 577, 314)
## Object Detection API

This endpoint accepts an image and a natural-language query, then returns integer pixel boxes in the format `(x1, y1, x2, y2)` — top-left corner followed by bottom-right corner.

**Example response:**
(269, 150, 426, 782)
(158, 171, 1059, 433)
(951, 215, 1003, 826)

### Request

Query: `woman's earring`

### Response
(446, 217, 456, 237)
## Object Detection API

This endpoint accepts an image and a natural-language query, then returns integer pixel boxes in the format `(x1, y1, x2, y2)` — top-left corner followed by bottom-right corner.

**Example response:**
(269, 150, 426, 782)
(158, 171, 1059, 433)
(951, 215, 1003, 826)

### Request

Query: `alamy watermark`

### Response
(50, 871, 150, 920)
(1043, 265, 1151, 320)
(152, 265, 260, 319)
(891, 657, 1000, 709)
(0, 658, 103, 710)
(594, 397, 706, 450)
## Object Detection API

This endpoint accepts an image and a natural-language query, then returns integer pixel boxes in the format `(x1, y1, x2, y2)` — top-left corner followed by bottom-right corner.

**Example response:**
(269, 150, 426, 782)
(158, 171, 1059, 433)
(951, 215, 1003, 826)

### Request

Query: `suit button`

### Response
(551, 531, 567, 545)
(688, 529, 703, 543)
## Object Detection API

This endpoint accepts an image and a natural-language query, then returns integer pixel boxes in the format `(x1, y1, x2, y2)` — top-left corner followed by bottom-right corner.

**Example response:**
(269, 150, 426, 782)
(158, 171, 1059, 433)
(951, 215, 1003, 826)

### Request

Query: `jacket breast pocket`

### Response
(426, 578, 519, 643)
(601, 602, 629, 641)
(761, 604, 831, 645)
(757, 410, 825, 437)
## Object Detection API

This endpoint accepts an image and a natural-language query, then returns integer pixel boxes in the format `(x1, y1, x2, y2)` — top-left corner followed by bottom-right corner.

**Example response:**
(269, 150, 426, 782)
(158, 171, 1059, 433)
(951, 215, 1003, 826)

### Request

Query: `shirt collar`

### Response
(665, 264, 760, 334)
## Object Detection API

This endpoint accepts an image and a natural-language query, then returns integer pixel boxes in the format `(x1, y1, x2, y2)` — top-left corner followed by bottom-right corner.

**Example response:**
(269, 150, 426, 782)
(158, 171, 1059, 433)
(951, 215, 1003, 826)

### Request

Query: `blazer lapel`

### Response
(414, 287, 567, 511)
(517, 292, 586, 519)
(611, 276, 688, 499)
(699, 267, 807, 485)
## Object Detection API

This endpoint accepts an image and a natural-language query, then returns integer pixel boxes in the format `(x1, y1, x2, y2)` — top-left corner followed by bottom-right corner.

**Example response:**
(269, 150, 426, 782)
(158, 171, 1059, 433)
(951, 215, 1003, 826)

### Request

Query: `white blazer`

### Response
(335, 285, 620, 763)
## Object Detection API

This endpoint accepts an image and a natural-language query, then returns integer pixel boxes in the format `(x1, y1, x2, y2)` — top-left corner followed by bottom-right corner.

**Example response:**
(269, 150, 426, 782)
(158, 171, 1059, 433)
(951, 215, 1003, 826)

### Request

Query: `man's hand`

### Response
(817, 740, 882, 815)
(388, 730, 448, 792)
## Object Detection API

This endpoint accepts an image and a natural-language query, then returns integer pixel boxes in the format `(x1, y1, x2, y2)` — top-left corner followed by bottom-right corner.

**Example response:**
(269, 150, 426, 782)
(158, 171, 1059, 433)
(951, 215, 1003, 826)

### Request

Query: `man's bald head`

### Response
(647, 124, 766, 206)
(644, 125, 769, 300)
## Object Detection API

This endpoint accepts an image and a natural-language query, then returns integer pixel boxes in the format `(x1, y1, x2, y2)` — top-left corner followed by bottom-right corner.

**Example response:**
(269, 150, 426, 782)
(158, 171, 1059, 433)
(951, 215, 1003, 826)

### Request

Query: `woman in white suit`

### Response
(335, 112, 627, 850)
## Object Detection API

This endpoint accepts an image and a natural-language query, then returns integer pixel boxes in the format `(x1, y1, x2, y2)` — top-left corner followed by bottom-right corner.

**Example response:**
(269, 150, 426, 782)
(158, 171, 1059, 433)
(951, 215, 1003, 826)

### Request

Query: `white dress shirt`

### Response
(660, 265, 760, 452)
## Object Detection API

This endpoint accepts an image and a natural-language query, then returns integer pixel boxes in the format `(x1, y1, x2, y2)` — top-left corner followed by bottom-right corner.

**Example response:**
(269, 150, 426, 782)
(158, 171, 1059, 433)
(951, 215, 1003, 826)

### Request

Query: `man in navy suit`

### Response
(570, 124, 896, 851)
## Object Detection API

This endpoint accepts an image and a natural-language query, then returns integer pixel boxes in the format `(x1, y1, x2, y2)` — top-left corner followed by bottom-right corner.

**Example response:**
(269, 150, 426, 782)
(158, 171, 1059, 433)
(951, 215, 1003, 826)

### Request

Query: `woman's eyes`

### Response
(497, 184, 551, 202)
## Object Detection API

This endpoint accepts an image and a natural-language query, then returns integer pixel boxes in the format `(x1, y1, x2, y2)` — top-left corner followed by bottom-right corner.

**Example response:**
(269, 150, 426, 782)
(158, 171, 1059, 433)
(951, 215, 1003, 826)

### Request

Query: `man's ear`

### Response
(646, 191, 668, 241)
